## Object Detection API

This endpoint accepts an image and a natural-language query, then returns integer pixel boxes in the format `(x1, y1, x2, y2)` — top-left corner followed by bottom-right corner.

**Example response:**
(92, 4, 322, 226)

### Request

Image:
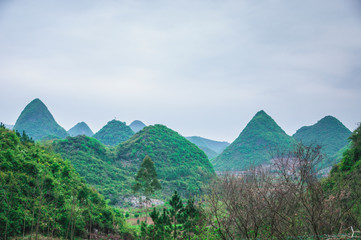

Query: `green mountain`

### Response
(68, 121, 94, 137)
(293, 116, 352, 164)
(93, 119, 134, 146)
(198, 145, 219, 159)
(212, 110, 296, 171)
(0, 126, 129, 238)
(13, 98, 68, 140)
(115, 124, 215, 197)
(52, 135, 133, 205)
(186, 136, 230, 159)
(129, 120, 146, 133)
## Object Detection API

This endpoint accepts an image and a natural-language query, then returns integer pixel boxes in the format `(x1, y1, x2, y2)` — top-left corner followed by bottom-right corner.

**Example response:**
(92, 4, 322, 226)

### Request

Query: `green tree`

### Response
(132, 155, 161, 222)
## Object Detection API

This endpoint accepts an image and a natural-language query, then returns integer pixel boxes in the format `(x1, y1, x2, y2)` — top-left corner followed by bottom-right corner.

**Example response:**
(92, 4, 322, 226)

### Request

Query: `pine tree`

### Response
(132, 155, 161, 223)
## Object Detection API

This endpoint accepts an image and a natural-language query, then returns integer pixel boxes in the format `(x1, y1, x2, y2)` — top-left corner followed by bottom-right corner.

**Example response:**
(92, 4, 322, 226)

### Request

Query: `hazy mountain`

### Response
(13, 98, 68, 140)
(115, 124, 215, 197)
(68, 121, 94, 137)
(129, 120, 146, 133)
(93, 119, 134, 146)
(212, 110, 296, 171)
(293, 116, 352, 158)
(186, 136, 230, 159)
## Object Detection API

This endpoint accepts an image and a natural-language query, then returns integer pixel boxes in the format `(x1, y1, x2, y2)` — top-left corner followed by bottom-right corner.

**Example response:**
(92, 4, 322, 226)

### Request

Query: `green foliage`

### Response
(0, 127, 131, 239)
(13, 98, 68, 141)
(52, 135, 133, 205)
(93, 119, 134, 146)
(129, 120, 146, 133)
(213, 110, 296, 171)
(67, 121, 94, 137)
(132, 155, 161, 198)
(323, 123, 361, 228)
(293, 116, 352, 168)
(116, 124, 215, 198)
(141, 191, 205, 239)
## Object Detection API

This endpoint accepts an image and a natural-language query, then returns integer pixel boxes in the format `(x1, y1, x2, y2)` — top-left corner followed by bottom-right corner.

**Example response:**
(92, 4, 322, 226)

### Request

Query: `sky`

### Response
(0, 0, 361, 142)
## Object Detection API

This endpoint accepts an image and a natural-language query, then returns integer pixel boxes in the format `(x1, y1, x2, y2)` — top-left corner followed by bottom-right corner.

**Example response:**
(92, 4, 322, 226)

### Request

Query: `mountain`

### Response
(0, 126, 130, 238)
(52, 135, 133, 205)
(13, 98, 68, 140)
(93, 119, 134, 146)
(293, 116, 352, 163)
(186, 136, 230, 159)
(68, 121, 94, 137)
(212, 110, 296, 171)
(129, 120, 146, 133)
(115, 124, 215, 197)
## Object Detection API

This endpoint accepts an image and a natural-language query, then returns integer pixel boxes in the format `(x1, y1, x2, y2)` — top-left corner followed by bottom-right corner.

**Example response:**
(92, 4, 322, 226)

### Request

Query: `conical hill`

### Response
(115, 124, 215, 197)
(213, 110, 296, 171)
(13, 98, 68, 140)
(293, 116, 352, 166)
(68, 121, 94, 137)
(129, 120, 146, 133)
(93, 119, 134, 146)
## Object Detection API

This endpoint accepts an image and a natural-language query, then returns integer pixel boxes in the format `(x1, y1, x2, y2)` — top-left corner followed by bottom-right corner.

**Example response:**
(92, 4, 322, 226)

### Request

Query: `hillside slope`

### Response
(213, 110, 296, 171)
(93, 120, 134, 146)
(68, 121, 94, 137)
(13, 98, 68, 140)
(115, 124, 215, 197)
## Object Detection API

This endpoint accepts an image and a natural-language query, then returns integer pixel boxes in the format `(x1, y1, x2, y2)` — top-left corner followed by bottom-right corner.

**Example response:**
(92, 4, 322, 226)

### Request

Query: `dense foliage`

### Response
(0, 126, 132, 239)
(67, 121, 94, 137)
(213, 110, 296, 171)
(293, 116, 352, 167)
(13, 98, 68, 141)
(323, 123, 361, 228)
(116, 124, 215, 197)
(52, 135, 133, 205)
(93, 120, 134, 146)
(129, 120, 146, 133)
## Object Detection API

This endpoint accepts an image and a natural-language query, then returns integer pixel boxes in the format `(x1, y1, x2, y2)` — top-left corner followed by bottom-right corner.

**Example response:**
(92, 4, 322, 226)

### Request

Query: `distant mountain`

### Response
(186, 136, 230, 159)
(293, 116, 352, 168)
(52, 135, 132, 205)
(13, 98, 68, 140)
(68, 121, 94, 137)
(293, 116, 351, 157)
(115, 124, 215, 197)
(129, 120, 146, 133)
(93, 119, 134, 146)
(212, 110, 296, 171)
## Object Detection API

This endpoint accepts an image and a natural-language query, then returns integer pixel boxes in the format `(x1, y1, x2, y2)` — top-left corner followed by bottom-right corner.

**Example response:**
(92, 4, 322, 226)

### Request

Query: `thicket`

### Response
(0, 126, 132, 239)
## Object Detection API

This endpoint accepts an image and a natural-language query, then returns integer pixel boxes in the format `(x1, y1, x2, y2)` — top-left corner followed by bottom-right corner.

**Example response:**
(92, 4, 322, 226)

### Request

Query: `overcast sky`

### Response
(1, 0, 361, 142)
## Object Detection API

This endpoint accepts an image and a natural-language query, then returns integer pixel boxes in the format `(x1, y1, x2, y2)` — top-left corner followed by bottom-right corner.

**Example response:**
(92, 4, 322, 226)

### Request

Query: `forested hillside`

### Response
(94, 120, 134, 146)
(0, 126, 131, 239)
(13, 98, 68, 140)
(116, 124, 215, 197)
(67, 121, 94, 137)
(52, 135, 133, 205)
(213, 110, 296, 171)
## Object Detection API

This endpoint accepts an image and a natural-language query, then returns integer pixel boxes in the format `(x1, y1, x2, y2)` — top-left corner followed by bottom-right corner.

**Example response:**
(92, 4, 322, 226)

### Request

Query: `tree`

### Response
(132, 155, 161, 223)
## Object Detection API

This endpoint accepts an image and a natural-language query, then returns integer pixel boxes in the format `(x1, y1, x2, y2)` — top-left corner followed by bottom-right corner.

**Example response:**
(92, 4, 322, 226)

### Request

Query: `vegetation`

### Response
(13, 98, 68, 141)
(0, 126, 132, 239)
(129, 120, 146, 133)
(116, 124, 215, 198)
(94, 119, 134, 146)
(293, 116, 352, 167)
(52, 135, 133, 205)
(197, 145, 218, 160)
(67, 121, 94, 137)
(212, 110, 296, 171)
